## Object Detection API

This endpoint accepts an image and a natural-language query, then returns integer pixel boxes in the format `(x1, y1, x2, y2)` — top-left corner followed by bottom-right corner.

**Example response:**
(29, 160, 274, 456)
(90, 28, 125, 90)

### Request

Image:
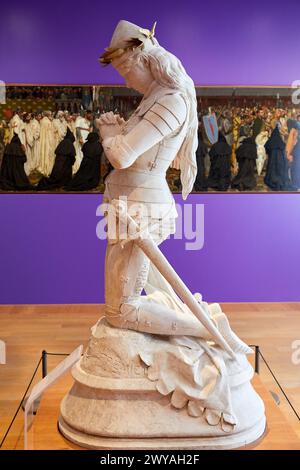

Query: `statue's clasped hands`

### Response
(96, 111, 125, 139)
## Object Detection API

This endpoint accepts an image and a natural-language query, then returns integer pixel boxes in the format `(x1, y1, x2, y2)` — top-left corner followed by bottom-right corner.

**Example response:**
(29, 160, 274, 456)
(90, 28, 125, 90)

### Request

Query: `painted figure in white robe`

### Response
(74, 111, 93, 173)
(23, 113, 41, 175)
(65, 111, 76, 136)
(31, 113, 42, 172)
(9, 110, 25, 145)
(255, 130, 269, 175)
(53, 111, 67, 148)
(37, 111, 55, 176)
(23, 113, 35, 175)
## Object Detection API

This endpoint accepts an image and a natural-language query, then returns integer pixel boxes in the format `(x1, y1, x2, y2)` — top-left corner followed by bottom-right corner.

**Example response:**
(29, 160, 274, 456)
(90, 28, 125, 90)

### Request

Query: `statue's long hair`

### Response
(128, 45, 198, 199)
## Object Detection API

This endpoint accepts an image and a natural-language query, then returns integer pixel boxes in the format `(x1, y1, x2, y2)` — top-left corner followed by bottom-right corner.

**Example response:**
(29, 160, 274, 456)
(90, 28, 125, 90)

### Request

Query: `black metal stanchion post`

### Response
(42, 350, 47, 378)
(254, 345, 260, 374)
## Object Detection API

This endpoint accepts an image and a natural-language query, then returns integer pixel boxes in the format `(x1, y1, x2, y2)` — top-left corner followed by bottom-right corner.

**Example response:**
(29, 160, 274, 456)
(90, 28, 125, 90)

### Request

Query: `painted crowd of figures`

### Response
(194, 106, 300, 192)
(0, 105, 300, 192)
(0, 110, 103, 191)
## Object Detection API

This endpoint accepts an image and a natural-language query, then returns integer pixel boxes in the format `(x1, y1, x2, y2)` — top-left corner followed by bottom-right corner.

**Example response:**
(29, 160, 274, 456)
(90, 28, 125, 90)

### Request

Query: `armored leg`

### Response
(104, 235, 251, 354)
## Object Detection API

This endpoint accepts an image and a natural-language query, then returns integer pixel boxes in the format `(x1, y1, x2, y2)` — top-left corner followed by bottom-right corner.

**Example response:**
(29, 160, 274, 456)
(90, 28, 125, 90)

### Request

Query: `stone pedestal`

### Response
(59, 319, 266, 449)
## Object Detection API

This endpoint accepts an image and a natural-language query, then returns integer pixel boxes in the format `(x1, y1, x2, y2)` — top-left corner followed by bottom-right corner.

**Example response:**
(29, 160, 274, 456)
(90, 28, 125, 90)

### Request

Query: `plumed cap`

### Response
(100, 20, 158, 66)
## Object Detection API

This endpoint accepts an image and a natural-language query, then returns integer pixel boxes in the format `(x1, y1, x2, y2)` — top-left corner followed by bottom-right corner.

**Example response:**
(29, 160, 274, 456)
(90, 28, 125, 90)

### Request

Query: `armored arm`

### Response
(101, 93, 187, 170)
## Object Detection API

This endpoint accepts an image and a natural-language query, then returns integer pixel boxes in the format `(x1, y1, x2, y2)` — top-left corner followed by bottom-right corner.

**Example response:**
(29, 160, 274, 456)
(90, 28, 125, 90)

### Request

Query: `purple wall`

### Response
(1, 0, 300, 85)
(0, 194, 299, 304)
(1, 2, 300, 304)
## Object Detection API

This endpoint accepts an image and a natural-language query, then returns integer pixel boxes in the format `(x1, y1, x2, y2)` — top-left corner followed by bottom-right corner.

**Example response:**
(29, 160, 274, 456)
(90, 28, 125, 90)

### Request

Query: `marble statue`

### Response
(59, 20, 266, 449)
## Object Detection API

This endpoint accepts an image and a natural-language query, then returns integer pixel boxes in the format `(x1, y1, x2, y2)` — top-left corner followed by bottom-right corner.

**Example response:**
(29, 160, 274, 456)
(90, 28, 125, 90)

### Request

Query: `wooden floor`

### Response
(0, 303, 300, 448)
(3, 374, 300, 450)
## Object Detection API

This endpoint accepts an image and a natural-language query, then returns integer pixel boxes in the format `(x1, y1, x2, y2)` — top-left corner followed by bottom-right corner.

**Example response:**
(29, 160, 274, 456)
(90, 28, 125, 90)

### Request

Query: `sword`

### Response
(112, 199, 235, 359)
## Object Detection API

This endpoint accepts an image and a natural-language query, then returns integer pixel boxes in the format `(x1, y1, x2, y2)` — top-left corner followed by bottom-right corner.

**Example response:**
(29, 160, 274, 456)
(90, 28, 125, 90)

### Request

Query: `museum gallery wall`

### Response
(0, 0, 300, 303)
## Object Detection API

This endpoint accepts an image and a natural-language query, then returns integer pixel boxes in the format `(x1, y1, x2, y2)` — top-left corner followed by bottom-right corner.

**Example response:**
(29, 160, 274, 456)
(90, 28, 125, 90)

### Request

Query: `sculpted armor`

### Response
(101, 82, 250, 354)
(102, 83, 191, 328)
(102, 83, 188, 221)
(96, 19, 250, 352)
